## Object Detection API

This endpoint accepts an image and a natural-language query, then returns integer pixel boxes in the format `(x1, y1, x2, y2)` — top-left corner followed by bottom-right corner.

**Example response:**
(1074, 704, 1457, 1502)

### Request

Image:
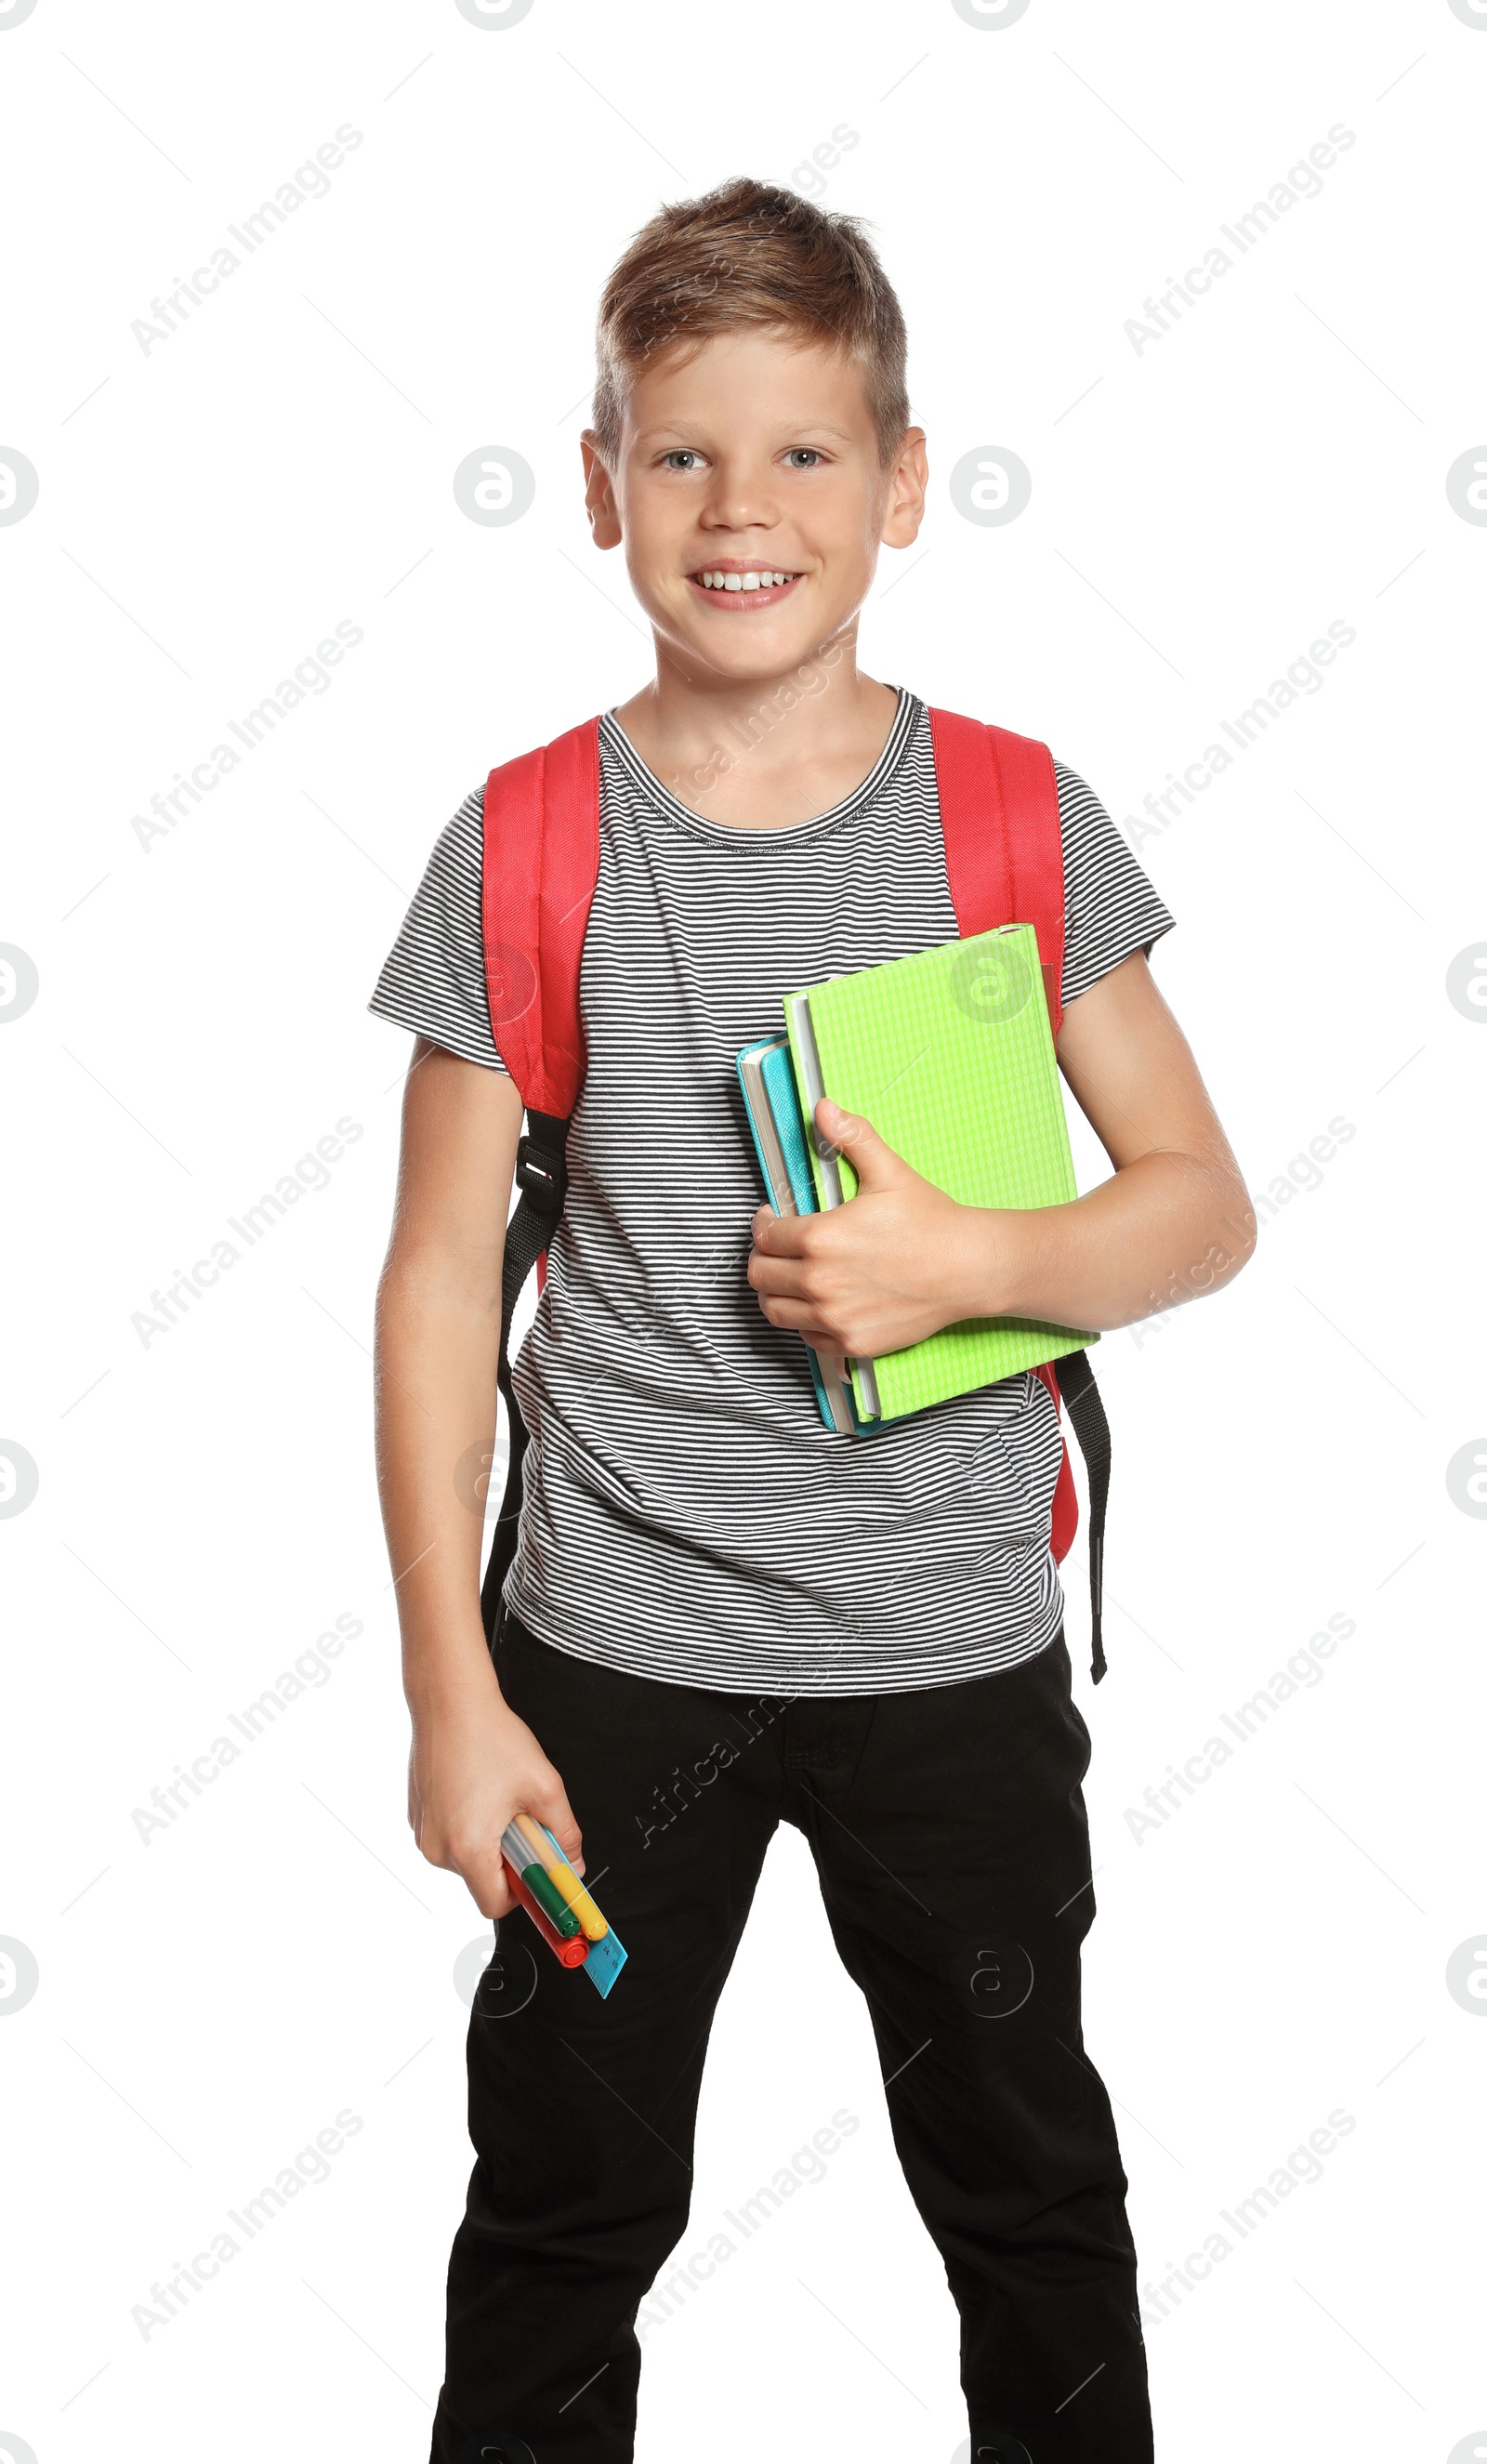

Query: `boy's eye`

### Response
(662, 450, 704, 471)
(784, 449, 823, 468)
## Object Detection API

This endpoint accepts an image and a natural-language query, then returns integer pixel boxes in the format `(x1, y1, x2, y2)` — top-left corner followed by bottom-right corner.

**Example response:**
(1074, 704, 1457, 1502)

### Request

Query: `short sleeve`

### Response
(366, 787, 508, 1073)
(1055, 761, 1175, 1008)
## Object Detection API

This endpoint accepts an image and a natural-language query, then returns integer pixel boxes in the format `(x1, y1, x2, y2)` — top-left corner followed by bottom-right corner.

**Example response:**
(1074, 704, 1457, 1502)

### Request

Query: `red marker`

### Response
(503, 1855, 589, 1968)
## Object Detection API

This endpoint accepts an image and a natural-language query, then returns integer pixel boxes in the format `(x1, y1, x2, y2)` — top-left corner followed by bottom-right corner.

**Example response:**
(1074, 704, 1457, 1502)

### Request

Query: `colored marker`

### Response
(513, 1812, 611, 1941)
(502, 1856, 589, 1968)
(501, 1824, 581, 1937)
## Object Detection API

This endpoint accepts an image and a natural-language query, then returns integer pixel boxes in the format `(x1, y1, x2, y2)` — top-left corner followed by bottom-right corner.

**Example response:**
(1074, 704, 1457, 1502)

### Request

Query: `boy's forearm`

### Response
(957, 1150, 1257, 1334)
(375, 1258, 507, 1711)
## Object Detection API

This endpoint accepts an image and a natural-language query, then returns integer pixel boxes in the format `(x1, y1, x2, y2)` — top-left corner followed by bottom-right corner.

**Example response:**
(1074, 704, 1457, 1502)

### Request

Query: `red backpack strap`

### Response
(480, 717, 602, 1116)
(478, 718, 602, 1654)
(1036, 1361, 1079, 1555)
(926, 711, 1065, 1034)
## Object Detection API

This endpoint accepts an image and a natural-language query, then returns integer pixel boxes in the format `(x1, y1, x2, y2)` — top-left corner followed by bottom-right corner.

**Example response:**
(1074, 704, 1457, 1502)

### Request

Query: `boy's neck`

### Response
(612, 630, 901, 833)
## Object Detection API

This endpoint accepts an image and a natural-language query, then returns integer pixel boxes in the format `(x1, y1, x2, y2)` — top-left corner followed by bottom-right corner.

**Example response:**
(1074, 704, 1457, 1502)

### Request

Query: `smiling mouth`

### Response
(687, 564, 802, 607)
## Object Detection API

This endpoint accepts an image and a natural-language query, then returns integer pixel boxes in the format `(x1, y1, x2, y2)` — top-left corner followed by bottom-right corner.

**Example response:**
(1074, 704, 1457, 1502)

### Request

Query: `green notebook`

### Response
(783, 923, 1097, 1422)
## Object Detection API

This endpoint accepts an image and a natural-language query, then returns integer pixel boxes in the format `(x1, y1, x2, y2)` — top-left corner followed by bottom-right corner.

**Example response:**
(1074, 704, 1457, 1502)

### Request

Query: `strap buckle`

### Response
(515, 1131, 567, 1215)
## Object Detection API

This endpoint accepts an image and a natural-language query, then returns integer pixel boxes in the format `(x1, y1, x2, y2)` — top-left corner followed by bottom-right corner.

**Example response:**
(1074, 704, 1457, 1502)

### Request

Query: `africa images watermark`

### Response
(130, 2107, 364, 2340)
(631, 1614, 875, 1849)
(1131, 1115, 1355, 1349)
(129, 1613, 363, 1846)
(1123, 123, 1357, 357)
(1138, 2106, 1358, 2332)
(129, 620, 364, 855)
(130, 1114, 363, 1348)
(129, 124, 364, 356)
(662, 641, 849, 807)
(634, 1692, 792, 1850)
(1123, 1612, 1356, 1847)
(1119, 618, 1357, 853)
(636, 2107, 862, 2341)
(780, 121, 860, 201)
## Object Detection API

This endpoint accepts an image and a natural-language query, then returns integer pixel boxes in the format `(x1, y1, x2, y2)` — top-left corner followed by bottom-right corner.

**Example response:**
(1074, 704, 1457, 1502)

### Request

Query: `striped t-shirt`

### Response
(370, 690, 1173, 1696)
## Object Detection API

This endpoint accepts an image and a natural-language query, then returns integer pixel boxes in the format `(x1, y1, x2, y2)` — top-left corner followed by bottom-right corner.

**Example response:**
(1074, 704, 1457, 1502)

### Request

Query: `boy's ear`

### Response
(881, 426, 928, 552)
(580, 430, 623, 551)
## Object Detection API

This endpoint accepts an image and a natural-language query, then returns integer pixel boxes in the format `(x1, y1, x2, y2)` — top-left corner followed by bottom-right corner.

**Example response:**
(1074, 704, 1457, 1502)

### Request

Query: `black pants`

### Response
(431, 1614, 1152, 2464)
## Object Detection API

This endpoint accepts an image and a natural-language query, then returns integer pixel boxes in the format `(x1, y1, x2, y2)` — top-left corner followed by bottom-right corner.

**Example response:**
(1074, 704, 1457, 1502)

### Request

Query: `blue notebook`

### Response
(736, 1036, 901, 1438)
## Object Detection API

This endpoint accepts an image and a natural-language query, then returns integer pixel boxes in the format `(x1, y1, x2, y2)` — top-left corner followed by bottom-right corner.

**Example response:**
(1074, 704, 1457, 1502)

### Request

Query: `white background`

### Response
(3, 0, 1484, 2457)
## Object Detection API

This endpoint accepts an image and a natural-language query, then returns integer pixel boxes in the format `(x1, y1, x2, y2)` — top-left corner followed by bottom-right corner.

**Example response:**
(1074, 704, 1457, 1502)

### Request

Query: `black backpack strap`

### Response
(1052, 1348, 1112, 1684)
(480, 1109, 572, 1653)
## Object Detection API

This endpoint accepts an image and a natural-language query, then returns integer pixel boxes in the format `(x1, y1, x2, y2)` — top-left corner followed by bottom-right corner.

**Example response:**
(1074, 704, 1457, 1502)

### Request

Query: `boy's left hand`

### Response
(747, 1099, 1002, 1357)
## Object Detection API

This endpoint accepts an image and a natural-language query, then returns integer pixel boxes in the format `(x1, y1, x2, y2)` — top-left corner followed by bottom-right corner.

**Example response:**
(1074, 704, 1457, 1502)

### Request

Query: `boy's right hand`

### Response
(407, 1675, 584, 1920)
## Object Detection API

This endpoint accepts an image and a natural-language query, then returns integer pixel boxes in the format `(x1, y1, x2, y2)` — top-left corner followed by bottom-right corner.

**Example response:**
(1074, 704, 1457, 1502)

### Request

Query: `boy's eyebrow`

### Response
(631, 419, 862, 448)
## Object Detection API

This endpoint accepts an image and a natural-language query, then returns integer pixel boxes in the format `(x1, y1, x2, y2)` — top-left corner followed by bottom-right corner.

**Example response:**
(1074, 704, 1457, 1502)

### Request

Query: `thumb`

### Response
(817, 1100, 901, 1189)
(524, 1777, 585, 1878)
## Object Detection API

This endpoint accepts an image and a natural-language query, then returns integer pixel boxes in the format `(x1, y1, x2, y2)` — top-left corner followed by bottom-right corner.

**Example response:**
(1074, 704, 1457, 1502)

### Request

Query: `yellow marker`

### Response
(514, 1812, 610, 1941)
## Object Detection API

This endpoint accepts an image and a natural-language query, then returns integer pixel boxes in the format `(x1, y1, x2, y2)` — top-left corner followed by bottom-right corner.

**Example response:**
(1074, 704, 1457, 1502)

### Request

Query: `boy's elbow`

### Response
(1168, 1168, 1256, 1308)
(1207, 1171, 1257, 1290)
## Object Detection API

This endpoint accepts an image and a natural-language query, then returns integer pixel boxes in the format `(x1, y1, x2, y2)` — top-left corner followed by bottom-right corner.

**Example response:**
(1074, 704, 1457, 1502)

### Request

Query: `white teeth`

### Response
(695, 568, 796, 589)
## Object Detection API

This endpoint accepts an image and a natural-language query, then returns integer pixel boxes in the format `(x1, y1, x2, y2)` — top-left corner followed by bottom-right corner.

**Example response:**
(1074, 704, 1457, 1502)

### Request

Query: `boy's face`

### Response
(582, 329, 926, 686)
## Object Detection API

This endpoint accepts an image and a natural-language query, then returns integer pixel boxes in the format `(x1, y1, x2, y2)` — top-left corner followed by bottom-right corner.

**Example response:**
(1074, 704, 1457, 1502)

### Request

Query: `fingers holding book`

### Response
(746, 1105, 977, 1358)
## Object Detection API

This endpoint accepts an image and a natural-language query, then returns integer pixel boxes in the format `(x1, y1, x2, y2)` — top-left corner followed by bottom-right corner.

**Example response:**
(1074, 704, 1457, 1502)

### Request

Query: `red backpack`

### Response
(477, 709, 1111, 1680)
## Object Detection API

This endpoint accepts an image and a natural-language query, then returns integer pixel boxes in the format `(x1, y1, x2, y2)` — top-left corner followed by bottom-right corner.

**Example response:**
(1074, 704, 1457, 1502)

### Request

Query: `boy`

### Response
(371, 178, 1253, 2463)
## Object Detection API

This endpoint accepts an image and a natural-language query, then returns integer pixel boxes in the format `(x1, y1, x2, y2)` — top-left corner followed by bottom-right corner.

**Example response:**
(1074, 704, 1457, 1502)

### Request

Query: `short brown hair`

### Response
(591, 177, 909, 468)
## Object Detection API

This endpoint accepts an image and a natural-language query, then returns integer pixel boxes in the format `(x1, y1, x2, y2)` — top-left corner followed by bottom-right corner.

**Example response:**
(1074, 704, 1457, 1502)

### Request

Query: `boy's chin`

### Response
(664, 609, 842, 683)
